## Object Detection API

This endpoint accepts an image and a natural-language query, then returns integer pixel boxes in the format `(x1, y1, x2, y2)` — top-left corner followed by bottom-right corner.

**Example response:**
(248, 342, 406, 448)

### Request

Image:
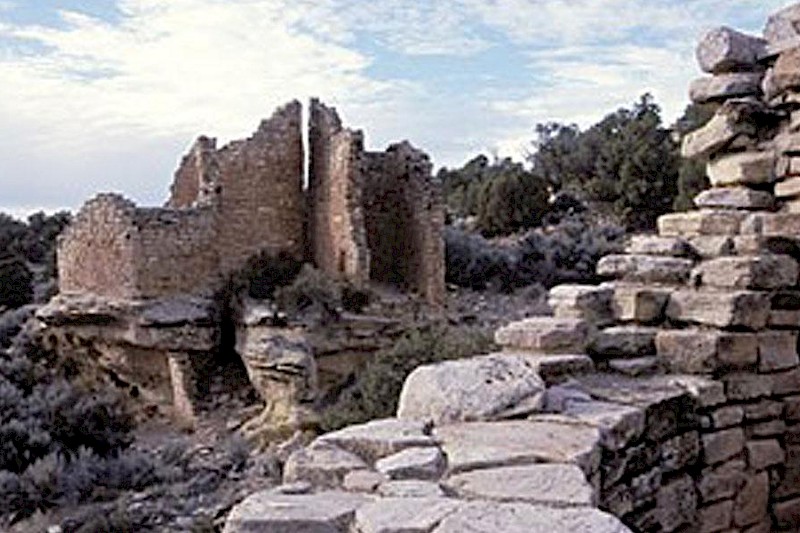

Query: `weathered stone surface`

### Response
(433, 420, 601, 475)
(283, 442, 368, 488)
(222, 491, 369, 533)
(495, 317, 589, 354)
(690, 73, 764, 103)
(758, 331, 799, 371)
(698, 500, 734, 533)
(317, 419, 434, 463)
(743, 399, 783, 421)
(375, 447, 445, 481)
(689, 235, 736, 257)
(666, 290, 770, 329)
(733, 472, 769, 527)
(770, 367, 800, 396)
(746, 439, 785, 470)
(596, 255, 693, 284)
(776, 176, 800, 198)
(432, 501, 630, 533)
(705, 405, 745, 429)
(625, 236, 693, 257)
(444, 464, 595, 507)
(763, 47, 800, 101)
(354, 497, 461, 533)
(397, 354, 545, 424)
(681, 102, 765, 160)
(518, 353, 594, 386)
(343, 470, 386, 493)
(696, 26, 766, 73)
(560, 400, 645, 451)
(694, 255, 798, 289)
(608, 357, 661, 377)
(694, 187, 774, 210)
(741, 212, 800, 236)
(658, 210, 747, 237)
(702, 428, 745, 465)
(774, 496, 800, 530)
(548, 284, 615, 326)
(697, 460, 746, 503)
(661, 431, 701, 473)
(655, 474, 698, 532)
(607, 283, 670, 323)
(724, 373, 772, 401)
(377, 480, 445, 498)
(590, 326, 657, 359)
(669, 376, 727, 408)
(765, 4, 800, 44)
(657, 329, 757, 374)
(706, 151, 775, 186)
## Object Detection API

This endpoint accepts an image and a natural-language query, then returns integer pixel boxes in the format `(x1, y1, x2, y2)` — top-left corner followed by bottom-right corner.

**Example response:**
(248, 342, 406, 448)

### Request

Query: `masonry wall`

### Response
(363, 143, 445, 305)
(168, 136, 220, 209)
(308, 99, 370, 282)
(132, 207, 219, 298)
(58, 194, 140, 299)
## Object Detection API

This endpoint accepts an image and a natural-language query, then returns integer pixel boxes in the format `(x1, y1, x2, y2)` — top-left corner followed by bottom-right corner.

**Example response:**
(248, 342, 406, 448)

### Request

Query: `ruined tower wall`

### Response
(212, 101, 306, 274)
(168, 136, 220, 209)
(308, 99, 371, 282)
(132, 207, 219, 298)
(363, 144, 445, 305)
(58, 194, 140, 299)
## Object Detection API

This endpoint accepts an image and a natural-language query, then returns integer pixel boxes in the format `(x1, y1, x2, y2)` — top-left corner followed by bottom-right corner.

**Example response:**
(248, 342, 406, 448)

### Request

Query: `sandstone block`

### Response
(702, 428, 745, 465)
(666, 290, 770, 329)
(519, 353, 594, 386)
(343, 470, 386, 493)
(656, 329, 757, 374)
(283, 442, 368, 489)
(608, 283, 670, 323)
(774, 497, 800, 530)
(658, 210, 746, 237)
(707, 151, 775, 186)
(560, 399, 645, 451)
(690, 73, 763, 103)
(694, 187, 774, 210)
(444, 464, 596, 507)
(397, 354, 545, 424)
(548, 284, 615, 326)
(625, 235, 693, 257)
(746, 439, 785, 470)
(741, 212, 800, 236)
(725, 373, 772, 401)
(355, 497, 461, 533)
(655, 475, 697, 532)
(669, 376, 727, 408)
(317, 419, 434, 463)
(689, 235, 735, 257)
(776, 467, 800, 499)
(590, 326, 657, 359)
(681, 102, 763, 160)
(375, 447, 445, 480)
(765, 4, 800, 44)
(763, 47, 800, 100)
(698, 460, 746, 503)
(222, 491, 369, 533)
(706, 406, 745, 430)
(733, 472, 769, 527)
(748, 418, 786, 438)
(608, 356, 660, 377)
(494, 317, 589, 354)
(776, 176, 800, 198)
(696, 26, 766, 73)
(744, 399, 784, 421)
(378, 480, 445, 498)
(772, 368, 800, 396)
(596, 254, 693, 284)
(661, 431, 701, 473)
(698, 500, 734, 533)
(786, 396, 800, 421)
(758, 331, 799, 371)
(693, 255, 798, 289)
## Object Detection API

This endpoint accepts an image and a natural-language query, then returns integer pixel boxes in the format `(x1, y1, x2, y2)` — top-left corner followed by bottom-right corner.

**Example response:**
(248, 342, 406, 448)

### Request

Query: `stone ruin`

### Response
(39, 99, 444, 428)
(220, 5, 800, 533)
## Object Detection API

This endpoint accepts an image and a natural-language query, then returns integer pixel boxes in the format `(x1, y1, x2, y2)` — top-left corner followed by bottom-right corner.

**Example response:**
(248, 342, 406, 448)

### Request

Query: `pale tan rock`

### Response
(607, 357, 660, 377)
(765, 4, 800, 44)
(702, 428, 745, 465)
(763, 47, 800, 100)
(690, 73, 763, 103)
(724, 373, 773, 401)
(681, 101, 764, 159)
(776, 176, 800, 198)
(548, 284, 615, 326)
(596, 255, 693, 284)
(355, 497, 461, 533)
(693, 187, 774, 210)
(667, 290, 771, 329)
(693, 255, 798, 289)
(625, 235, 693, 256)
(495, 317, 589, 354)
(283, 441, 368, 489)
(696, 26, 766, 74)
(656, 329, 757, 374)
(375, 447, 445, 481)
(658, 210, 747, 237)
(697, 459, 746, 502)
(516, 353, 595, 385)
(590, 326, 657, 359)
(377, 480, 445, 498)
(742, 212, 800, 236)
(607, 283, 670, 323)
(758, 331, 800, 371)
(746, 440, 785, 471)
(343, 470, 387, 493)
(774, 496, 800, 530)
(706, 151, 775, 187)
(688, 236, 735, 257)
(733, 472, 769, 527)
(317, 419, 434, 463)
(698, 500, 734, 533)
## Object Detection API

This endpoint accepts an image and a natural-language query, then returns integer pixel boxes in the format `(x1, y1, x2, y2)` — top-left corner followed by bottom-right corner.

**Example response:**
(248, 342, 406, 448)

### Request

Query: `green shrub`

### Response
(319, 325, 495, 431)
(0, 255, 33, 310)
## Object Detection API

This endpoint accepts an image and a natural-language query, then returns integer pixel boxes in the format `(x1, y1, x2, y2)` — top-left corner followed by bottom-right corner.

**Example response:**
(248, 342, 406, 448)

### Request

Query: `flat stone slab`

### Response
(693, 187, 774, 210)
(596, 255, 693, 284)
(625, 236, 693, 257)
(706, 151, 776, 187)
(397, 354, 545, 425)
(681, 102, 762, 160)
(432, 501, 631, 533)
(693, 255, 798, 289)
(444, 464, 595, 507)
(590, 326, 658, 359)
(516, 353, 595, 385)
(695, 26, 766, 74)
(433, 420, 601, 475)
(376, 447, 445, 480)
(666, 290, 771, 330)
(283, 441, 368, 489)
(690, 73, 763, 103)
(656, 329, 758, 374)
(548, 284, 615, 326)
(608, 357, 661, 377)
(495, 317, 589, 353)
(354, 497, 462, 533)
(317, 419, 434, 463)
(606, 283, 670, 324)
(222, 491, 370, 533)
(378, 480, 446, 498)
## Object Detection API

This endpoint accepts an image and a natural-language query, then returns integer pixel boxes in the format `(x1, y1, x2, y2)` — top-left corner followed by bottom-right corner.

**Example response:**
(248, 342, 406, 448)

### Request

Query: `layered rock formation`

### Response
(222, 6, 800, 532)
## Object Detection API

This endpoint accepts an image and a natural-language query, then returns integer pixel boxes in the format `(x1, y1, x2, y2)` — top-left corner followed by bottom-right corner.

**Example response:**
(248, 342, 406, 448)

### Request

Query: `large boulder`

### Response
(695, 27, 766, 74)
(397, 354, 546, 424)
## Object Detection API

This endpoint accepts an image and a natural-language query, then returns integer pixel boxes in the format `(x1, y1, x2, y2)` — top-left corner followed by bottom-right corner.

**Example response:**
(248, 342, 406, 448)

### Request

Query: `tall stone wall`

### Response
(168, 136, 220, 209)
(363, 143, 445, 305)
(58, 194, 140, 299)
(133, 207, 219, 298)
(307, 99, 370, 282)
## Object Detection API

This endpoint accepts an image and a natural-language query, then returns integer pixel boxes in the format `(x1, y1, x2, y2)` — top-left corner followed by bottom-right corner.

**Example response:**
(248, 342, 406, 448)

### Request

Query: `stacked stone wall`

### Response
(308, 99, 371, 282)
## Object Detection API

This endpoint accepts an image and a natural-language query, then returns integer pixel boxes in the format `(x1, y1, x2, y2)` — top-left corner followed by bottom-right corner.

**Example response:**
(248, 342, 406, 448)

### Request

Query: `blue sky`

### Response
(0, 0, 791, 217)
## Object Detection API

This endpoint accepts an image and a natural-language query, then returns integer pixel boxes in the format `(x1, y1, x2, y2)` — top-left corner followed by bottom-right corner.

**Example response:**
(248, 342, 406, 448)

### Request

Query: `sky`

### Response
(0, 0, 792, 218)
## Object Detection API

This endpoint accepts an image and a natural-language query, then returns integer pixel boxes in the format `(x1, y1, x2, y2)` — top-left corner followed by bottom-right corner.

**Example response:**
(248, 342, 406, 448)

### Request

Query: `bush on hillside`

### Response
(0, 256, 33, 310)
(319, 325, 494, 431)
